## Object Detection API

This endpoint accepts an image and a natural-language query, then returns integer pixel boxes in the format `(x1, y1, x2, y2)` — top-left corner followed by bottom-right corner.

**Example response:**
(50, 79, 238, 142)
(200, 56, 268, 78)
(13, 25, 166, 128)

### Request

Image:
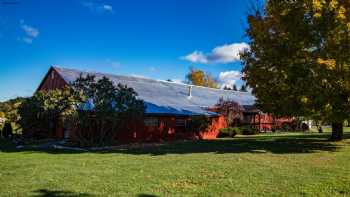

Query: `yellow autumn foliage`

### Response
(301, 96, 309, 104)
(317, 58, 336, 70)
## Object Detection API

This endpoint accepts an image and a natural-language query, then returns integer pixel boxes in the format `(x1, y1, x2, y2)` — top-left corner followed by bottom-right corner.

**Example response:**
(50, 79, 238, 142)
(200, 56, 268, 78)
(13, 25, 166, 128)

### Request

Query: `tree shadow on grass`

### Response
(30, 190, 158, 197)
(31, 189, 93, 197)
(137, 194, 159, 197)
(1, 133, 349, 156)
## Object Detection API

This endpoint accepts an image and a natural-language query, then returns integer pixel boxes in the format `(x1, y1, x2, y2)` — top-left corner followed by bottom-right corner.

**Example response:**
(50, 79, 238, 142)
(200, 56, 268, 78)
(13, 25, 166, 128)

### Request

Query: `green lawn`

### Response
(1, 132, 350, 197)
(309, 126, 350, 133)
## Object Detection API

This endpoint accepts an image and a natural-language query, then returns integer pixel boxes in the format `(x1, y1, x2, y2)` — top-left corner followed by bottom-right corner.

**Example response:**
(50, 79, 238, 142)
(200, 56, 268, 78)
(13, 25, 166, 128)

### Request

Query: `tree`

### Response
(18, 87, 81, 138)
(240, 84, 248, 92)
(215, 98, 244, 126)
(186, 67, 218, 88)
(2, 121, 13, 139)
(0, 111, 5, 126)
(224, 84, 238, 91)
(0, 97, 25, 124)
(206, 73, 218, 88)
(70, 75, 145, 146)
(241, 0, 350, 140)
(233, 84, 238, 91)
(224, 86, 232, 90)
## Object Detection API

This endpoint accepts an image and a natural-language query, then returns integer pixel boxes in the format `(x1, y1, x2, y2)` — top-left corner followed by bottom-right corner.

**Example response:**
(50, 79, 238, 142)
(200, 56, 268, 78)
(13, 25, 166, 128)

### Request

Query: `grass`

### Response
(1, 132, 350, 196)
(309, 126, 350, 133)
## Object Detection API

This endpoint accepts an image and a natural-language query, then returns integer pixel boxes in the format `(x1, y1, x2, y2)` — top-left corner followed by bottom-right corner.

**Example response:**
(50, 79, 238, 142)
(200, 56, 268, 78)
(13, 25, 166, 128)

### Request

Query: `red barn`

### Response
(37, 66, 289, 141)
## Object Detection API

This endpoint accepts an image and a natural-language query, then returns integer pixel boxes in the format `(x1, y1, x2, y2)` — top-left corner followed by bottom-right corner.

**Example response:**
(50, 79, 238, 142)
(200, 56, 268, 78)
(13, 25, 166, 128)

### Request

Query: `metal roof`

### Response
(53, 66, 256, 116)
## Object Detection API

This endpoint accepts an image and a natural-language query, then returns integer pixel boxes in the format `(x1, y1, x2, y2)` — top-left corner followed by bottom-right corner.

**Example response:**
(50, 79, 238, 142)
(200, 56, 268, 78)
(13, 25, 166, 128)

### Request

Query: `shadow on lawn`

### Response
(31, 189, 92, 197)
(137, 194, 159, 197)
(1, 133, 348, 156)
(30, 190, 159, 197)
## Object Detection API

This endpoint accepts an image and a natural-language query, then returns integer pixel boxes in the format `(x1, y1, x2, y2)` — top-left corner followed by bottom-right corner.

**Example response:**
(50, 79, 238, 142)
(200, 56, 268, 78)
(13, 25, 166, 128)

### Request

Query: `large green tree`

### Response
(0, 97, 25, 123)
(70, 75, 145, 146)
(241, 0, 350, 140)
(18, 87, 81, 138)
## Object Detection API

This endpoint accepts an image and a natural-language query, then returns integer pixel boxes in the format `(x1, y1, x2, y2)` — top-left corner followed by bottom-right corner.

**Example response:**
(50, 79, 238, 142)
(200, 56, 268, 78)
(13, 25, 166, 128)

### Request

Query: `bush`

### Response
(218, 127, 239, 138)
(241, 125, 259, 135)
(188, 115, 210, 139)
(280, 123, 292, 132)
(218, 126, 259, 137)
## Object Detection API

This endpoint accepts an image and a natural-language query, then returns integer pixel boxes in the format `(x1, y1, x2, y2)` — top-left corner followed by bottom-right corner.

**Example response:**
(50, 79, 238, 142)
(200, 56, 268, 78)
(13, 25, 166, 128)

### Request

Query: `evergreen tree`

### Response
(232, 84, 238, 91)
(240, 84, 247, 92)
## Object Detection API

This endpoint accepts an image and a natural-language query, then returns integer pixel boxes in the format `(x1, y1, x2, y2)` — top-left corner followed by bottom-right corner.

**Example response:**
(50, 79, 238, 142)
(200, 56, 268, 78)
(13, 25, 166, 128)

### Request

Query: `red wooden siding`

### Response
(37, 68, 68, 91)
(58, 115, 226, 142)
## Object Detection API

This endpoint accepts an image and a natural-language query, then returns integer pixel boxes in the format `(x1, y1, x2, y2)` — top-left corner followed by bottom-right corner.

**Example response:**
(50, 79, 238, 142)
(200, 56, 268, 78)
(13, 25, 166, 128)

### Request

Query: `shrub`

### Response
(241, 125, 259, 135)
(280, 123, 293, 132)
(218, 127, 239, 138)
(187, 115, 210, 139)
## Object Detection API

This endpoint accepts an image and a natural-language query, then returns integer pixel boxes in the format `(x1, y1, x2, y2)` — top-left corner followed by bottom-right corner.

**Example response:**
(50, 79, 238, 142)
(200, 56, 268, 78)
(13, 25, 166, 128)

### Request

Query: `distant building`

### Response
(35, 66, 290, 141)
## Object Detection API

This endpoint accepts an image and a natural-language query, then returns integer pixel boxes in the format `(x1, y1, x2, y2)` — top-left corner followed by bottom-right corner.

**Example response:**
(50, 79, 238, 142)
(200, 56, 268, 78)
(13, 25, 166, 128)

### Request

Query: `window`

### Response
(176, 119, 186, 127)
(144, 118, 159, 127)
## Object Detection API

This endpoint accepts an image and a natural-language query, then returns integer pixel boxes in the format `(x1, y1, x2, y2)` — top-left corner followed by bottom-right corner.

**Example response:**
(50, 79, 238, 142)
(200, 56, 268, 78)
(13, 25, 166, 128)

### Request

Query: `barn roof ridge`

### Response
(52, 65, 250, 95)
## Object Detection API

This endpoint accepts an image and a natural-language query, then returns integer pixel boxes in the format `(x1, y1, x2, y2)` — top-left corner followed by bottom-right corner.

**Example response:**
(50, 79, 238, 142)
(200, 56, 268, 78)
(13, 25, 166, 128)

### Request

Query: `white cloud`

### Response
(102, 4, 113, 12)
(19, 20, 39, 44)
(182, 43, 249, 64)
(182, 51, 208, 64)
(82, 2, 113, 13)
(218, 70, 242, 89)
(148, 66, 157, 72)
(21, 24, 39, 38)
(22, 37, 33, 44)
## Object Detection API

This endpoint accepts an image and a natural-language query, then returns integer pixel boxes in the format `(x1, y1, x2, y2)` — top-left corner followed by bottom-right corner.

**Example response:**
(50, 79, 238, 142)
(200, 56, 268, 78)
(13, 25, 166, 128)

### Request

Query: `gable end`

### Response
(36, 67, 69, 92)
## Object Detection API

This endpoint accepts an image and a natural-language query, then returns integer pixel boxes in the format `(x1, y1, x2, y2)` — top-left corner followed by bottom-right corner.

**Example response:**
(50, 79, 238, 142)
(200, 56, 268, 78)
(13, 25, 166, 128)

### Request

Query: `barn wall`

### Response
(200, 115, 227, 139)
(125, 115, 227, 141)
(38, 68, 68, 91)
(60, 115, 226, 143)
(254, 114, 293, 131)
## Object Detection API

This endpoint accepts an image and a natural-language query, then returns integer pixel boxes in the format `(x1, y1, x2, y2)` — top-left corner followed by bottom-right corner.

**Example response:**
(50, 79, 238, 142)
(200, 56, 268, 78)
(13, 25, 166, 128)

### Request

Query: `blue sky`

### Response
(0, 0, 251, 101)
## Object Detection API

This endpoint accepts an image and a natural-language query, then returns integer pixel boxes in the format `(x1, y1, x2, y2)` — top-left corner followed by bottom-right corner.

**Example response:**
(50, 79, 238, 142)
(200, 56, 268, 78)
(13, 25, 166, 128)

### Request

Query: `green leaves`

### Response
(18, 86, 79, 137)
(70, 74, 145, 146)
(242, 0, 350, 123)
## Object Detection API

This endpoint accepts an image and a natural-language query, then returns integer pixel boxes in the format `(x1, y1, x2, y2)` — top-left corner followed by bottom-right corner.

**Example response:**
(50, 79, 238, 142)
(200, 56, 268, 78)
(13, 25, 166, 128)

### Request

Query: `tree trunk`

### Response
(329, 122, 343, 141)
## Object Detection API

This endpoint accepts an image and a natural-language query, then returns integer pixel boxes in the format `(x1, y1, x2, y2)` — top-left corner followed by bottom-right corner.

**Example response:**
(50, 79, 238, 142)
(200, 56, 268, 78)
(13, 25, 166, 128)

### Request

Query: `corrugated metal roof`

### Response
(53, 66, 256, 116)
